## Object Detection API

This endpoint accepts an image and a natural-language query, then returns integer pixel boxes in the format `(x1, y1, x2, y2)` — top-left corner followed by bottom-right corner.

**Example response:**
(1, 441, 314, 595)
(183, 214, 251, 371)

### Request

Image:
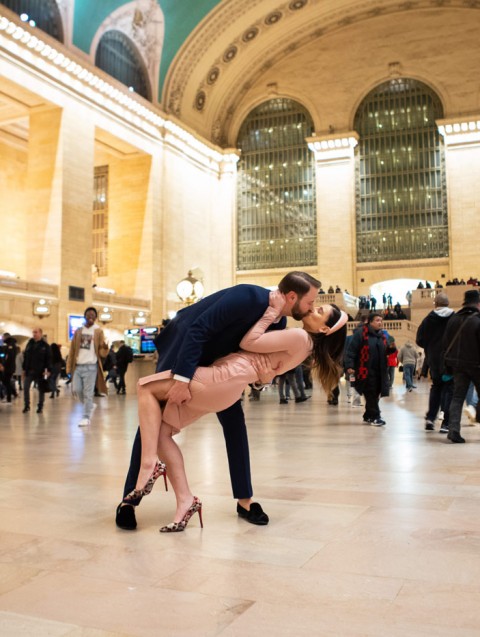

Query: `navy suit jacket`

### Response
(154, 284, 286, 378)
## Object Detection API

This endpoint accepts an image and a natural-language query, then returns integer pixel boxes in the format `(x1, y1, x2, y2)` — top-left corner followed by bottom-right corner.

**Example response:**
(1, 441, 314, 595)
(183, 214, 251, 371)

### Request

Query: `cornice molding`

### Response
(162, 0, 480, 146)
(0, 8, 235, 174)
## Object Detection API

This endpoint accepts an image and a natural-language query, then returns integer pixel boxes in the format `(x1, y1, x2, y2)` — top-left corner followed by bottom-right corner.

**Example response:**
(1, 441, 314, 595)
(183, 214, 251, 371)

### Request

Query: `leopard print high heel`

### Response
(160, 497, 203, 533)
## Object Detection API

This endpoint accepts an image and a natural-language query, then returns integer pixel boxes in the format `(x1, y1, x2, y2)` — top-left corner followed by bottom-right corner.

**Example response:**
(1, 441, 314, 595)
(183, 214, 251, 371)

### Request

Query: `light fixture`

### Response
(133, 311, 147, 326)
(99, 307, 113, 323)
(33, 298, 50, 317)
(176, 271, 205, 305)
(0, 270, 18, 279)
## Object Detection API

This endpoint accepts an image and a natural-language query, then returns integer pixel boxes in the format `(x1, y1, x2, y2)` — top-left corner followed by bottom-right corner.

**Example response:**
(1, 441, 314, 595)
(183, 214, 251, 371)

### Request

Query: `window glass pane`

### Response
(95, 30, 150, 100)
(354, 78, 447, 262)
(0, 0, 64, 41)
(93, 166, 108, 276)
(236, 98, 316, 270)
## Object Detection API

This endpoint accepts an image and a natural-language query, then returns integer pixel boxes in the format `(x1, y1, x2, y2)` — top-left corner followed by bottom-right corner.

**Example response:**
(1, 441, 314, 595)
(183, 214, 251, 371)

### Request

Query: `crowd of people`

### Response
(0, 307, 134, 425)
(2, 271, 479, 536)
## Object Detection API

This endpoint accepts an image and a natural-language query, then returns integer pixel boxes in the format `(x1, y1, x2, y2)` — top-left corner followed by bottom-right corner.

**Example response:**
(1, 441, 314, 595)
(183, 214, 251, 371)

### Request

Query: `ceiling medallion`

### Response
(265, 11, 283, 26)
(223, 45, 238, 62)
(242, 26, 259, 43)
(194, 91, 206, 111)
(289, 0, 308, 10)
(207, 67, 220, 85)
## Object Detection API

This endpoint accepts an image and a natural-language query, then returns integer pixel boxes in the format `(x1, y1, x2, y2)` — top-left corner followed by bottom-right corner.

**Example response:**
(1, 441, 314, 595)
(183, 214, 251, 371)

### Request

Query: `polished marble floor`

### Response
(1, 377, 480, 636)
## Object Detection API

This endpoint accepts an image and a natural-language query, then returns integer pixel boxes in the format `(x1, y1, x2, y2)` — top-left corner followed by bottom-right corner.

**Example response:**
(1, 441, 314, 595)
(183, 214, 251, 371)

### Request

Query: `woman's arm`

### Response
(240, 307, 307, 353)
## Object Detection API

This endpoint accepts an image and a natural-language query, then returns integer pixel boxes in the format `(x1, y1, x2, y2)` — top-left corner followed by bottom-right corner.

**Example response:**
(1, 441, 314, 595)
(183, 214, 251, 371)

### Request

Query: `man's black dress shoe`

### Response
(295, 396, 310, 403)
(237, 502, 269, 525)
(116, 503, 137, 530)
(447, 430, 465, 444)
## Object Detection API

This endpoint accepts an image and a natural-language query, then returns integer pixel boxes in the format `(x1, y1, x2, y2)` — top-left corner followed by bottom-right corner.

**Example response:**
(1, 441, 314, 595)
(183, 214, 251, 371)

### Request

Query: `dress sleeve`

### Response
(240, 307, 307, 353)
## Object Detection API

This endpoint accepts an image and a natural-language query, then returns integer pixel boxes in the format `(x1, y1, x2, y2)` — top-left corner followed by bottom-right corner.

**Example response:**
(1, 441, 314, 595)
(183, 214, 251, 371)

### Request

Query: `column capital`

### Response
(306, 132, 359, 162)
(437, 116, 480, 147)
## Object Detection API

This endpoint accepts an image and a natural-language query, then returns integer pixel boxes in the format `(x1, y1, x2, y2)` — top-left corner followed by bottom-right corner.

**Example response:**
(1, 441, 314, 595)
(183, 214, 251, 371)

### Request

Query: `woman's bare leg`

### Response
(135, 379, 172, 491)
(158, 424, 195, 523)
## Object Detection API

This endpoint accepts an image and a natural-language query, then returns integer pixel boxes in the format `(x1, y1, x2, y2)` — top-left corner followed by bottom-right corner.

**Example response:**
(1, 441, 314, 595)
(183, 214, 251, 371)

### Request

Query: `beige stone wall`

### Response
(160, 146, 234, 316)
(444, 143, 480, 279)
(0, 141, 27, 278)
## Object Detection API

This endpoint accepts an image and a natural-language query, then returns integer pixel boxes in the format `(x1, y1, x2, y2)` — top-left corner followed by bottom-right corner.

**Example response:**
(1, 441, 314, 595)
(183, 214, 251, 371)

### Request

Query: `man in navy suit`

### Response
(116, 271, 320, 530)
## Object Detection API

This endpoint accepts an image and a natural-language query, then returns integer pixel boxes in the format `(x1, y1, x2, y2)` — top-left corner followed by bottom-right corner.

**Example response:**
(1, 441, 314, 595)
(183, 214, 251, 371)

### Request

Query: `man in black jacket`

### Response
(22, 327, 52, 414)
(114, 341, 133, 394)
(443, 289, 480, 443)
(416, 292, 454, 433)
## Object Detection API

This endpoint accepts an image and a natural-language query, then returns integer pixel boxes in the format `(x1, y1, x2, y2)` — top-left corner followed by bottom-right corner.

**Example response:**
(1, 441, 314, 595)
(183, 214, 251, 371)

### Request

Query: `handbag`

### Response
(398, 365, 404, 372)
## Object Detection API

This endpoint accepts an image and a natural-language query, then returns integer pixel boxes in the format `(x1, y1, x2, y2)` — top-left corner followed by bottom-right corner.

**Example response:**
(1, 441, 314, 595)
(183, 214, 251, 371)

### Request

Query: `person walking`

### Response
(416, 292, 454, 432)
(398, 341, 418, 391)
(345, 312, 389, 426)
(0, 333, 18, 403)
(114, 340, 134, 394)
(22, 328, 51, 414)
(386, 339, 398, 389)
(443, 289, 480, 443)
(67, 307, 108, 427)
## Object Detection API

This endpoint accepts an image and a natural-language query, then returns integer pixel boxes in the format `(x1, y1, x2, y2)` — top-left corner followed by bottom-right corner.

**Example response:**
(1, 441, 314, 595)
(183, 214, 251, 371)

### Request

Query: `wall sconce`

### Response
(176, 271, 205, 305)
(33, 298, 50, 317)
(133, 311, 147, 326)
(99, 307, 113, 323)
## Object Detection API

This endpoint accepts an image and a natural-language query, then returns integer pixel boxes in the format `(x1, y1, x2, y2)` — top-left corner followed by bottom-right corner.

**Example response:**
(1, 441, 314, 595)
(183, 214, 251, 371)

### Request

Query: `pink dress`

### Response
(138, 307, 312, 433)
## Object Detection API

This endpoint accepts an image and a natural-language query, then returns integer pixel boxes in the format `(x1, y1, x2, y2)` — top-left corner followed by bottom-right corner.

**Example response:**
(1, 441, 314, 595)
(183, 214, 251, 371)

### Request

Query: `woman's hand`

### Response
(269, 289, 286, 315)
(252, 354, 283, 385)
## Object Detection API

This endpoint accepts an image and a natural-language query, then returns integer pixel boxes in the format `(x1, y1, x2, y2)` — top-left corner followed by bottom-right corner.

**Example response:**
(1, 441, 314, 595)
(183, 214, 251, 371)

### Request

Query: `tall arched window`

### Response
(0, 0, 63, 42)
(354, 78, 447, 262)
(236, 98, 316, 270)
(95, 30, 151, 100)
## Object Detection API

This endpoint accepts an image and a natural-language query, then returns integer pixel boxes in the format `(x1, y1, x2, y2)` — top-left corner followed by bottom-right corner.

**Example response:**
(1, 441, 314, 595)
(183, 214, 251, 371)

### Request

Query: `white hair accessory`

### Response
(324, 310, 349, 335)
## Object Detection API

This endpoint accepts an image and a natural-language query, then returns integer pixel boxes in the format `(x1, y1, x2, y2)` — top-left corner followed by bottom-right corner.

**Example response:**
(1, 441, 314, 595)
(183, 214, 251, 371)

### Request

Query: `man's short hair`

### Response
(2, 332, 10, 339)
(368, 312, 383, 323)
(463, 289, 480, 306)
(278, 271, 321, 297)
(84, 306, 98, 318)
(435, 292, 449, 307)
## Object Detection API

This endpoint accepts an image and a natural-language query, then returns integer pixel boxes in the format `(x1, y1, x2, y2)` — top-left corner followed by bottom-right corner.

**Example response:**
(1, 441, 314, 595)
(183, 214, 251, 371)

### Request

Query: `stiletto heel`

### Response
(160, 497, 203, 533)
(123, 459, 167, 503)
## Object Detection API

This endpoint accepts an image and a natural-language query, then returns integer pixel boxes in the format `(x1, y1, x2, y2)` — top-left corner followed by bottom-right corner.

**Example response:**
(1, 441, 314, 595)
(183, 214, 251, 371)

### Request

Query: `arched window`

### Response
(354, 78, 447, 262)
(0, 0, 64, 42)
(236, 98, 316, 270)
(95, 30, 151, 100)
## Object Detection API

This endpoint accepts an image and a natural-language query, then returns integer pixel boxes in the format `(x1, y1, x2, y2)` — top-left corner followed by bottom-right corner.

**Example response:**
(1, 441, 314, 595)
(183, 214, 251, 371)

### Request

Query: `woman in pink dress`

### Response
(126, 295, 348, 532)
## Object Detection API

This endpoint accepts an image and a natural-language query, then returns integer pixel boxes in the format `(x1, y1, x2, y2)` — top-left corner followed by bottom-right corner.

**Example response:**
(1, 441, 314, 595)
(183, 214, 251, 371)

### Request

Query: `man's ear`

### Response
(284, 291, 297, 305)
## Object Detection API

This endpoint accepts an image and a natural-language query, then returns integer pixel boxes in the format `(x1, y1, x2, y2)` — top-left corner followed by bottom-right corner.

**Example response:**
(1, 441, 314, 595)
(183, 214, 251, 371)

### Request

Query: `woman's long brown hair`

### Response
(308, 304, 347, 395)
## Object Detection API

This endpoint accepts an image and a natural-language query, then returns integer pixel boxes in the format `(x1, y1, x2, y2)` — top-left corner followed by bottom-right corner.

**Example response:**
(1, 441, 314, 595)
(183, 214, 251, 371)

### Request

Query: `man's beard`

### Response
(291, 301, 308, 321)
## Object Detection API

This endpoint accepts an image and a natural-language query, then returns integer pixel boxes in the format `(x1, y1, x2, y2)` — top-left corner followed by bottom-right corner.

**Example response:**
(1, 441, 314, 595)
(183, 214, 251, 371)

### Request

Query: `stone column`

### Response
(27, 104, 96, 342)
(307, 133, 358, 294)
(438, 119, 480, 278)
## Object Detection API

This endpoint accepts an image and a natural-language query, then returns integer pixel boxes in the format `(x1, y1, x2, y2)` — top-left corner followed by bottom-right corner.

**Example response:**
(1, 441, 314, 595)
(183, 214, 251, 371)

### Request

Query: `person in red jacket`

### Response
(386, 339, 398, 389)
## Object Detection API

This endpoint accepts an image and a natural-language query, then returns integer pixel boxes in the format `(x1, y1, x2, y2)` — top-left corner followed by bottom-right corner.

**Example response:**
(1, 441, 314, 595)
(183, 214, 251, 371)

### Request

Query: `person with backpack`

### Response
(115, 341, 134, 394)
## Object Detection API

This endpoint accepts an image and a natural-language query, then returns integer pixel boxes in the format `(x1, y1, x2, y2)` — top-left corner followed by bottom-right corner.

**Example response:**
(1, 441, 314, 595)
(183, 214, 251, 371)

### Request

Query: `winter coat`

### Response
(386, 345, 398, 368)
(398, 342, 418, 367)
(23, 338, 52, 379)
(443, 305, 480, 373)
(0, 336, 17, 374)
(344, 325, 389, 396)
(416, 307, 454, 378)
